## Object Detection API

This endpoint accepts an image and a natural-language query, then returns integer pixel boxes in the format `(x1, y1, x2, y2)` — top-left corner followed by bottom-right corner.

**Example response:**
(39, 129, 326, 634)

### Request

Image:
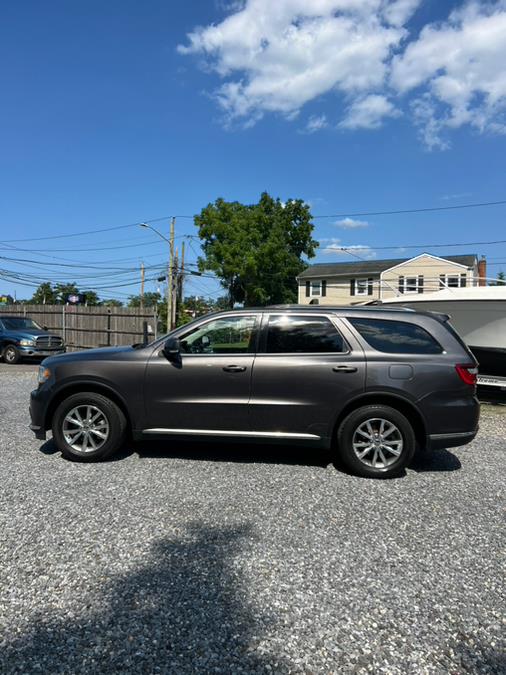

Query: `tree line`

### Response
(9, 192, 506, 318)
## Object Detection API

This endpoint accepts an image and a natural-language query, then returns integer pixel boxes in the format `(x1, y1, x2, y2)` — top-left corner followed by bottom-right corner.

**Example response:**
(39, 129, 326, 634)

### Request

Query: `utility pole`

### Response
(167, 216, 175, 331)
(139, 218, 175, 330)
(179, 240, 185, 312)
(140, 262, 145, 310)
(173, 247, 179, 329)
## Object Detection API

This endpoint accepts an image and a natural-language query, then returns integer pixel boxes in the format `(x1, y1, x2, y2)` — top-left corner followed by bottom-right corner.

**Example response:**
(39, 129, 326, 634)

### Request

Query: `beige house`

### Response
(297, 253, 486, 305)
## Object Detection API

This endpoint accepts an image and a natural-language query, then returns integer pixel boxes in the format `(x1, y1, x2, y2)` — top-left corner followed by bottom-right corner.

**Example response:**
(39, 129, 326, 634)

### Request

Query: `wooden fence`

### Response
(0, 305, 159, 351)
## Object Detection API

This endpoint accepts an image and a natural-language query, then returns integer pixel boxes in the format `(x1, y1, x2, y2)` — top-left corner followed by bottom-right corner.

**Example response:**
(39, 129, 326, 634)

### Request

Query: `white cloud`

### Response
(339, 94, 400, 129)
(335, 217, 370, 228)
(382, 0, 420, 27)
(322, 239, 377, 258)
(305, 114, 328, 133)
(179, 0, 506, 148)
(391, 1, 506, 147)
(178, 1, 411, 123)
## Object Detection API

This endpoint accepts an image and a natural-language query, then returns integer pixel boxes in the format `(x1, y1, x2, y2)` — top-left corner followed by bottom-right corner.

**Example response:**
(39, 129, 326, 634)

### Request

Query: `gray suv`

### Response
(30, 306, 479, 478)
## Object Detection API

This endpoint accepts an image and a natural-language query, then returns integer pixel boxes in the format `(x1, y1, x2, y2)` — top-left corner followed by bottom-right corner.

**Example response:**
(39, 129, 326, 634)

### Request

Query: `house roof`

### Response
(297, 254, 478, 279)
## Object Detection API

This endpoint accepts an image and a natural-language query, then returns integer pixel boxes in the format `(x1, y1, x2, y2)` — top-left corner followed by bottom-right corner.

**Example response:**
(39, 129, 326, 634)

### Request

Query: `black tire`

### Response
(336, 404, 416, 478)
(52, 392, 127, 462)
(3, 344, 21, 364)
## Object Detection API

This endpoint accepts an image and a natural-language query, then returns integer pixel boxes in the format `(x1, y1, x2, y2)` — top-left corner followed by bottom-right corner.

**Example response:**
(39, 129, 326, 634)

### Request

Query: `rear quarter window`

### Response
(348, 317, 443, 354)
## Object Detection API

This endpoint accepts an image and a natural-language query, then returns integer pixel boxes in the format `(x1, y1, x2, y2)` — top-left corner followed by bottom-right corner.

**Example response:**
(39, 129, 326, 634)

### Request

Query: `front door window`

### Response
(179, 315, 258, 355)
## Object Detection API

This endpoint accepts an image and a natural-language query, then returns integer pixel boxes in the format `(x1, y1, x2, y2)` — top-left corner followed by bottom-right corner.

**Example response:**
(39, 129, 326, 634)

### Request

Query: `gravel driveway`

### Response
(0, 365, 504, 674)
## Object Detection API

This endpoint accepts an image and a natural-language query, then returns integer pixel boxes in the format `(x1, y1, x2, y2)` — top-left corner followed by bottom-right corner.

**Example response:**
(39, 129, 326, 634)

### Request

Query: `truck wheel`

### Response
(52, 392, 127, 462)
(336, 404, 416, 478)
(3, 345, 21, 364)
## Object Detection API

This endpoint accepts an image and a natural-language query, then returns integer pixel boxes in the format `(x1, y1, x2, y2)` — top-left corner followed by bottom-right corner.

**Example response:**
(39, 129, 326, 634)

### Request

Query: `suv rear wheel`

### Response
(52, 392, 127, 462)
(337, 404, 416, 478)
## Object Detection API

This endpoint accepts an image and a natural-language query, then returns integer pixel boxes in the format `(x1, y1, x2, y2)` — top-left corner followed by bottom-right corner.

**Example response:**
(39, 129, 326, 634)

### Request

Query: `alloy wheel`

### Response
(62, 405, 110, 453)
(352, 418, 403, 469)
(5, 347, 16, 363)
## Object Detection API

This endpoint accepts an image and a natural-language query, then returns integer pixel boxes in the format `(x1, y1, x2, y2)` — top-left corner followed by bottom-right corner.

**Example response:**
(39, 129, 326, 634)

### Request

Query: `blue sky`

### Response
(1, 0, 506, 301)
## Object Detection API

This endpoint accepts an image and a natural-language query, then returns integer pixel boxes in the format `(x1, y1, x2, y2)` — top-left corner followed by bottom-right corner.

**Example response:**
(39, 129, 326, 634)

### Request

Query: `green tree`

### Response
(53, 282, 80, 303)
(211, 295, 232, 311)
(101, 298, 123, 307)
(30, 282, 56, 304)
(495, 271, 506, 286)
(195, 192, 318, 306)
(82, 290, 100, 306)
(128, 291, 163, 309)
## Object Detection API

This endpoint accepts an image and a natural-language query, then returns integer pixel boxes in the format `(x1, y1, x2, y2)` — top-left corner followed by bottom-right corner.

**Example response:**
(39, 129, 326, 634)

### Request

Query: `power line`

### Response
(312, 199, 506, 219)
(0, 216, 196, 244)
(322, 238, 506, 253)
(2, 196, 505, 245)
(0, 234, 198, 253)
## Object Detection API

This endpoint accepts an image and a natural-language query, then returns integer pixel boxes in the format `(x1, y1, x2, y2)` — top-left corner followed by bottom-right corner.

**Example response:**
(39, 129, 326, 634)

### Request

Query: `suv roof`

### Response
(265, 304, 414, 313)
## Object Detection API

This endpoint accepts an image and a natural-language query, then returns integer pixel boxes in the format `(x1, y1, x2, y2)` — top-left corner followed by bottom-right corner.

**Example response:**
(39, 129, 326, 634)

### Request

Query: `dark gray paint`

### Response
(30, 306, 480, 451)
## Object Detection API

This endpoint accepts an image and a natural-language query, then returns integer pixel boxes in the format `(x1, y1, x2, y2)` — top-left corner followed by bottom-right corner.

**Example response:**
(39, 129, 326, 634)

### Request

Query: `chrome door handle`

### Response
(223, 365, 247, 373)
(333, 365, 358, 373)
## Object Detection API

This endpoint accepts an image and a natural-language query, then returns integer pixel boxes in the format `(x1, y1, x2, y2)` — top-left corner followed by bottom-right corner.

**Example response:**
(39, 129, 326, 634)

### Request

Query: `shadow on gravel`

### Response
(37, 439, 59, 456)
(410, 448, 462, 473)
(1, 523, 292, 674)
(452, 640, 506, 674)
(36, 437, 331, 468)
(132, 439, 331, 468)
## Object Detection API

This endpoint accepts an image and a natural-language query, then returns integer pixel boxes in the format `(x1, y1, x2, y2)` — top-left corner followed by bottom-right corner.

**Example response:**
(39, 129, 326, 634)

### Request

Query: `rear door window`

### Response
(348, 318, 442, 354)
(266, 315, 347, 353)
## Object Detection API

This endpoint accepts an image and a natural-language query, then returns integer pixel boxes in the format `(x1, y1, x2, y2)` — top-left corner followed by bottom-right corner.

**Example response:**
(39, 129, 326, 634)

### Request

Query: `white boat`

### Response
(377, 286, 506, 388)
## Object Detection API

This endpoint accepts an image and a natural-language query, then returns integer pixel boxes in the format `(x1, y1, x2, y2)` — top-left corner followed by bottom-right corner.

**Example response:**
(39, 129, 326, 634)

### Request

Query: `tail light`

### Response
(455, 364, 478, 386)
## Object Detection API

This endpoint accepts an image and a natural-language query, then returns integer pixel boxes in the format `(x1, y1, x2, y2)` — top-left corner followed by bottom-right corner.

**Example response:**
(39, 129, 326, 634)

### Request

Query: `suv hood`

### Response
(42, 345, 140, 366)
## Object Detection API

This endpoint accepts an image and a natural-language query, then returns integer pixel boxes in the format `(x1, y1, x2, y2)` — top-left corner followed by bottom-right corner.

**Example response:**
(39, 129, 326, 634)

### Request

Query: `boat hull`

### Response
(380, 299, 506, 351)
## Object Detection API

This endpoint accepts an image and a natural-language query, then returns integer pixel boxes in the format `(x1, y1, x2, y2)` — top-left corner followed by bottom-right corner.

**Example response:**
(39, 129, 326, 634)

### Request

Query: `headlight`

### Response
(38, 366, 51, 384)
(20, 339, 35, 346)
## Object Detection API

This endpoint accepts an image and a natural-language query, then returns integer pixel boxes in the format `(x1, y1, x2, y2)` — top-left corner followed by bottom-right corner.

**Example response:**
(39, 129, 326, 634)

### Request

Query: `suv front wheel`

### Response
(52, 392, 127, 462)
(337, 404, 416, 478)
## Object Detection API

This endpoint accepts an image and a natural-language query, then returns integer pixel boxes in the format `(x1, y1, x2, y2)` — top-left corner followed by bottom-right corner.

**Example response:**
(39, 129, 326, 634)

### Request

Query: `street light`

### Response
(139, 219, 175, 330)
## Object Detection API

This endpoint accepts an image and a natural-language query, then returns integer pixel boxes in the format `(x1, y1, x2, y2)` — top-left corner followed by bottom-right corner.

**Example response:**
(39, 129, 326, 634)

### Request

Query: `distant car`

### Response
(0, 315, 65, 364)
(30, 306, 479, 478)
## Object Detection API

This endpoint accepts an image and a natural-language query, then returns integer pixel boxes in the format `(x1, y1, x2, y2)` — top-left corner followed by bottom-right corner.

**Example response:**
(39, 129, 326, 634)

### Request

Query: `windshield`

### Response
(0, 317, 43, 331)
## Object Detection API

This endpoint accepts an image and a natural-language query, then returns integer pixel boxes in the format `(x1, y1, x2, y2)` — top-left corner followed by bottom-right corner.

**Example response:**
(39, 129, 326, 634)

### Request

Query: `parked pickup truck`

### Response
(0, 315, 65, 364)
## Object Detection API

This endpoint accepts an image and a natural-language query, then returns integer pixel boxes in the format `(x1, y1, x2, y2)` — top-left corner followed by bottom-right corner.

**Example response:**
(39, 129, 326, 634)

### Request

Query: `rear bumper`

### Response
(427, 428, 478, 451)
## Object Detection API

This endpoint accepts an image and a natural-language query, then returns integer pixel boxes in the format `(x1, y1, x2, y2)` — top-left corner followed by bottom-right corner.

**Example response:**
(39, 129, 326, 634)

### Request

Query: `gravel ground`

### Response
(0, 365, 505, 674)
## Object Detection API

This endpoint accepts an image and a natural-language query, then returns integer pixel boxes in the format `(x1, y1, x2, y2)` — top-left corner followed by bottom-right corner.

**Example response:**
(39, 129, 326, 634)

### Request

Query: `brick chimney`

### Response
(477, 256, 487, 286)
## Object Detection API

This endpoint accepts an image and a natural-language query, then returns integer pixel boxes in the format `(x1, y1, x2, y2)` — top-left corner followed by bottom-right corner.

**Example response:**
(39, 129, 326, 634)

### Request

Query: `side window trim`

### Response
(259, 312, 351, 355)
(176, 312, 261, 356)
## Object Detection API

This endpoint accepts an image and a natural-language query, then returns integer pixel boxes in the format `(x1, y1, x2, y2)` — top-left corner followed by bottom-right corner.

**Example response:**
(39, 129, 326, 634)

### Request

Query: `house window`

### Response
(398, 275, 424, 294)
(305, 279, 327, 298)
(350, 278, 373, 297)
(356, 278, 369, 296)
(439, 273, 467, 289)
(404, 276, 419, 293)
(311, 281, 321, 296)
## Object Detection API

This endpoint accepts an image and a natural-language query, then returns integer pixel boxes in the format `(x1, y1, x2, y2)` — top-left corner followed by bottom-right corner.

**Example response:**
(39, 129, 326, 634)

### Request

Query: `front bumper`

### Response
(19, 347, 66, 357)
(29, 387, 49, 440)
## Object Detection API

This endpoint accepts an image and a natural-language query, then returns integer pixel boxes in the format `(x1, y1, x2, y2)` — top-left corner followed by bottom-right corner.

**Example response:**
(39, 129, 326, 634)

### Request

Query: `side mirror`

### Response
(162, 336, 181, 360)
